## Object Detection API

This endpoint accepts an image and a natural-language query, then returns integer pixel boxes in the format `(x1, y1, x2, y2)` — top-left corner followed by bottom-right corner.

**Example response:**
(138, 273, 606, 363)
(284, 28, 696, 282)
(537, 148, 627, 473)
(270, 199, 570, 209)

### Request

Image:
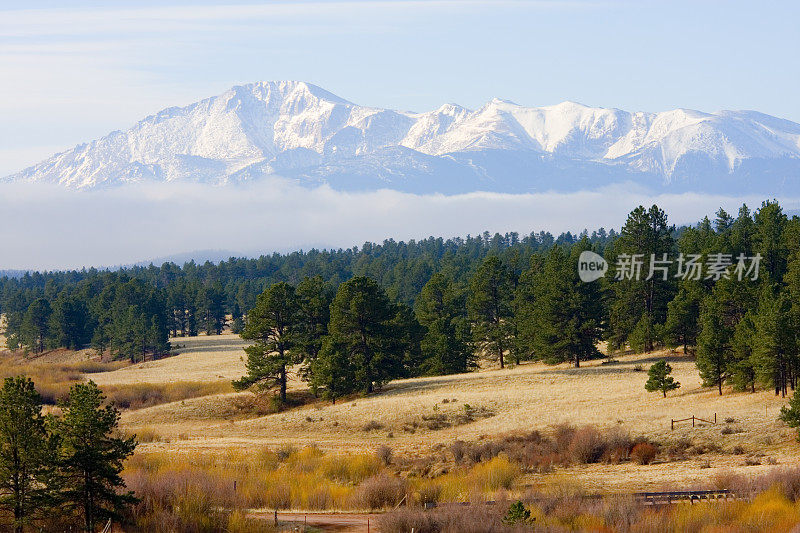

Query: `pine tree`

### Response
(294, 276, 334, 385)
(416, 273, 475, 375)
(512, 255, 542, 363)
(311, 337, 355, 403)
(233, 282, 299, 403)
(467, 256, 514, 368)
(316, 277, 404, 395)
(0, 377, 57, 533)
(753, 288, 796, 397)
(388, 303, 425, 377)
(645, 359, 680, 397)
(780, 388, 800, 439)
(50, 291, 92, 350)
(607, 205, 675, 352)
(20, 298, 52, 354)
(530, 243, 603, 367)
(662, 284, 700, 354)
(730, 312, 757, 392)
(56, 381, 136, 533)
(754, 200, 788, 282)
(696, 295, 731, 395)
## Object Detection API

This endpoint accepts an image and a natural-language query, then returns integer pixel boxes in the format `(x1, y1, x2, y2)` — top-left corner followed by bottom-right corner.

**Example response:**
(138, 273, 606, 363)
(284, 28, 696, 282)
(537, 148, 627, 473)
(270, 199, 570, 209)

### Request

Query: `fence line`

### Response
(671, 413, 716, 430)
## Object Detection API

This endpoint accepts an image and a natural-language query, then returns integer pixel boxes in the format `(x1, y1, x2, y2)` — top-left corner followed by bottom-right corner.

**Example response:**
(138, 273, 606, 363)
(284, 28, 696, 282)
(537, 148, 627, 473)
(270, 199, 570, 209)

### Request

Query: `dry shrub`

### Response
(603, 426, 633, 464)
(276, 444, 296, 461)
(264, 482, 292, 509)
(554, 423, 576, 451)
(351, 474, 408, 510)
(135, 427, 162, 443)
(754, 467, 800, 500)
(376, 444, 393, 465)
(305, 487, 333, 510)
(125, 462, 239, 532)
(285, 445, 324, 473)
(363, 419, 384, 431)
(378, 505, 509, 533)
(736, 488, 800, 532)
(630, 442, 658, 465)
(450, 440, 466, 464)
(567, 425, 605, 464)
(416, 483, 442, 505)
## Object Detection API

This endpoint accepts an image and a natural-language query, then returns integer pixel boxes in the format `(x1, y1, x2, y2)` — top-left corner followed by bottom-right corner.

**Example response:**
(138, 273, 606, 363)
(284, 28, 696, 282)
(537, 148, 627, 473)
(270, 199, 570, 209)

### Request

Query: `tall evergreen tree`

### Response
(20, 298, 52, 354)
(388, 303, 425, 377)
(311, 337, 355, 403)
(696, 295, 731, 395)
(662, 284, 701, 354)
(233, 282, 299, 403)
(607, 205, 675, 352)
(56, 382, 136, 533)
(416, 273, 475, 375)
(294, 276, 334, 385)
(467, 256, 515, 368)
(730, 312, 758, 392)
(512, 255, 542, 363)
(315, 277, 404, 395)
(530, 243, 603, 367)
(753, 288, 796, 397)
(50, 292, 92, 350)
(754, 200, 788, 282)
(0, 377, 56, 533)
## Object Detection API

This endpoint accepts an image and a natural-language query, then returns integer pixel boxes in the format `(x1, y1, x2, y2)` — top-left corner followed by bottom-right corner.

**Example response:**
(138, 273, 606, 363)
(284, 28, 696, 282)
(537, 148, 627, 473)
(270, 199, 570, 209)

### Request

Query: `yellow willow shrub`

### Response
(288, 473, 354, 510)
(285, 445, 324, 473)
(669, 500, 726, 533)
(320, 453, 381, 484)
(737, 488, 800, 532)
(435, 455, 522, 502)
(254, 446, 280, 471)
(467, 454, 519, 492)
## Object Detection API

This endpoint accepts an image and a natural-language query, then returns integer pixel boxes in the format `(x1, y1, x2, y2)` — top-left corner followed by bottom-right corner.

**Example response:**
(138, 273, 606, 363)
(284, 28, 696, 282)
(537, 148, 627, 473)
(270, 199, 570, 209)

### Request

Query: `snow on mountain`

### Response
(6, 81, 800, 193)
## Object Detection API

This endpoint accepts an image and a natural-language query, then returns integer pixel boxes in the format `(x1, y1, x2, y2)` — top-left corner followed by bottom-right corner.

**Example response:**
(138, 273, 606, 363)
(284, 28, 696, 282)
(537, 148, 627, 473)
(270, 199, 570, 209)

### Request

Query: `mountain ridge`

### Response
(6, 81, 800, 194)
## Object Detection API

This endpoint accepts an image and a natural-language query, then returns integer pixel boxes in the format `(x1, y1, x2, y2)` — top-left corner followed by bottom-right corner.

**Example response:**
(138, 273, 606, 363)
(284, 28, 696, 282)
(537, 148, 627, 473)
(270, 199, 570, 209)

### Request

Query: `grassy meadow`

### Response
(96, 335, 798, 493)
(5, 333, 800, 531)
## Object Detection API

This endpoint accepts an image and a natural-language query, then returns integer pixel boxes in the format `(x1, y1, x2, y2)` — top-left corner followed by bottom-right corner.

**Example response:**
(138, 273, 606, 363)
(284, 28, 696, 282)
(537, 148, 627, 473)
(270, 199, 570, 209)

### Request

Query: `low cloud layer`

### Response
(0, 180, 792, 271)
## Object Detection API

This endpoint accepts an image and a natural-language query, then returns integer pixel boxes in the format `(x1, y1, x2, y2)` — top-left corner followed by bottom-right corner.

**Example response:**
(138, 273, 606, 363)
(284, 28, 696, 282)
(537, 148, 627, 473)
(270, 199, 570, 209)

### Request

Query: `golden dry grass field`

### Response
(87, 335, 800, 493)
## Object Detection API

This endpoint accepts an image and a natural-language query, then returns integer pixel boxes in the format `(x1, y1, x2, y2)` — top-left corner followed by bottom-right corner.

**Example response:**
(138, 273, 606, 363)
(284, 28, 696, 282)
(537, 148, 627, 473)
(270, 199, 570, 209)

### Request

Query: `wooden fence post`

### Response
(671, 419, 674, 430)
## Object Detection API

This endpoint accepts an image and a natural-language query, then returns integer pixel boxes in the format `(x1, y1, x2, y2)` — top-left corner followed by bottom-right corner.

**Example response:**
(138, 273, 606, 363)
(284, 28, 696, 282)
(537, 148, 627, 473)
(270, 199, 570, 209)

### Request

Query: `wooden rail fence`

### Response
(671, 413, 716, 430)
(634, 489, 735, 505)
(427, 489, 739, 509)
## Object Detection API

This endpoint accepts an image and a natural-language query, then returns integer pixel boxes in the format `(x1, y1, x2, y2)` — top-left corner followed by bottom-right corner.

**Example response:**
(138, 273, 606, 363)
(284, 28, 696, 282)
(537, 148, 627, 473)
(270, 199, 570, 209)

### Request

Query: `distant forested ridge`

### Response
(0, 228, 612, 361)
(3, 201, 800, 401)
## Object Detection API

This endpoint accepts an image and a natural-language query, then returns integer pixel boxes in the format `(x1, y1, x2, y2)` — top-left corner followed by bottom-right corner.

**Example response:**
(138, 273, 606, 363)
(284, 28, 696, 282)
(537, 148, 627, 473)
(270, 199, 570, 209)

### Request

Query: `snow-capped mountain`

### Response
(6, 81, 800, 193)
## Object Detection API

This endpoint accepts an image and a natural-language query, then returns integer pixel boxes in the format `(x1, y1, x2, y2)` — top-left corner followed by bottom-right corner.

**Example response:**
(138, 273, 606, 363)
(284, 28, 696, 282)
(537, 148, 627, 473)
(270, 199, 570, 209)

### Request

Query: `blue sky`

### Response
(1, 0, 798, 177)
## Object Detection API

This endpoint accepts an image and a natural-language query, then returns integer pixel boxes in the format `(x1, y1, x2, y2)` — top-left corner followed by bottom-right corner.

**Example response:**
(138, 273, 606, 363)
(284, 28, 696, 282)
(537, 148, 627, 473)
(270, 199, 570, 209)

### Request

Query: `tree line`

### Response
(234, 200, 800, 401)
(3, 200, 800, 400)
(2, 275, 170, 362)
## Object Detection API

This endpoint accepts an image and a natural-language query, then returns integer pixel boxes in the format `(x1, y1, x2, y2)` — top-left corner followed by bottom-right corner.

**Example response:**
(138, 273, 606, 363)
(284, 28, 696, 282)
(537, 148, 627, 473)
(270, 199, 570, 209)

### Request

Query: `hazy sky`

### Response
(2, 0, 799, 177)
(1, 180, 792, 270)
(1, 1, 798, 269)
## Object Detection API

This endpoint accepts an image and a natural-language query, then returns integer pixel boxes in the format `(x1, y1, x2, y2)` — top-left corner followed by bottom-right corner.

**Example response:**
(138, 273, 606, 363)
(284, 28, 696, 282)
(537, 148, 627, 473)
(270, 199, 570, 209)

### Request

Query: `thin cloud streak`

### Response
(0, 180, 789, 271)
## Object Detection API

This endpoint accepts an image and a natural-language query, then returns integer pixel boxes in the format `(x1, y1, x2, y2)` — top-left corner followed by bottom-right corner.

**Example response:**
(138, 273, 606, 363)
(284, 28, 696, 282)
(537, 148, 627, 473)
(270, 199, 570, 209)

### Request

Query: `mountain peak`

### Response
(5, 82, 800, 194)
